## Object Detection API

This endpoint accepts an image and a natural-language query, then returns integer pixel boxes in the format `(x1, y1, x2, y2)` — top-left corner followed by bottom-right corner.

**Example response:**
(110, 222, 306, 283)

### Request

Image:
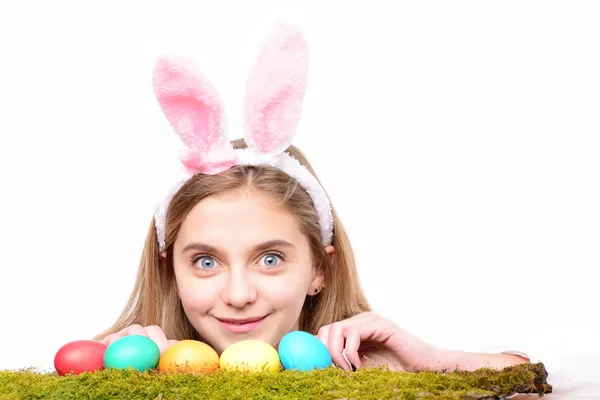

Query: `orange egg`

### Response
(158, 340, 220, 373)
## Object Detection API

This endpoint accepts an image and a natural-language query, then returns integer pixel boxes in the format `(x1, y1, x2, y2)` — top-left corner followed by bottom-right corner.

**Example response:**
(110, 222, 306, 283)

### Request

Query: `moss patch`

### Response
(0, 362, 551, 400)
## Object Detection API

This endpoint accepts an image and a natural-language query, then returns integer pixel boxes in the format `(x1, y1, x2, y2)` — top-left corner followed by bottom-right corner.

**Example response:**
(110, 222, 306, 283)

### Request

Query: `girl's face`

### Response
(170, 188, 328, 354)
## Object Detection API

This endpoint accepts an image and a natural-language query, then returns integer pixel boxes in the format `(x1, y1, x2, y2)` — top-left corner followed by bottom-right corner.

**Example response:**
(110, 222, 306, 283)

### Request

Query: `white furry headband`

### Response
(152, 24, 334, 252)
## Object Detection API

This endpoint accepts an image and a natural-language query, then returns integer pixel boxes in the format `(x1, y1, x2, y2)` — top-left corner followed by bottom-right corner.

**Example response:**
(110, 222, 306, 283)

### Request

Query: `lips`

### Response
(217, 315, 267, 333)
(220, 317, 265, 324)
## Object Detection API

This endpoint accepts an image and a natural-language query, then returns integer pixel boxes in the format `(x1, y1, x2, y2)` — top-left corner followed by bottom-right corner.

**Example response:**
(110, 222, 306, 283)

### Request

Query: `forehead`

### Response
(176, 188, 306, 247)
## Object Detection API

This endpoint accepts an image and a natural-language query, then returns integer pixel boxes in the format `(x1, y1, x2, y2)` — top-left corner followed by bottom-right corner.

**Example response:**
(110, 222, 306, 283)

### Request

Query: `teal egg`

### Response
(103, 335, 160, 371)
(278, 330, 332, 371)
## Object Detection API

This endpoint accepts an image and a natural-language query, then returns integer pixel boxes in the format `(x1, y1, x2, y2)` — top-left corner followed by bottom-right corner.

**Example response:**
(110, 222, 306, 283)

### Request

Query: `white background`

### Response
(0, 0, 598, 376)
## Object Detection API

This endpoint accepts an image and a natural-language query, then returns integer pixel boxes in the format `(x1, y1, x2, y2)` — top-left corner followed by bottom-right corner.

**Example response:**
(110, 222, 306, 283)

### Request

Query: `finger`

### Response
(316, 325, 336, 367)
(123, 324, 147, 337)
(101, 324, 146, 347)
(100, 333, 115, 346)
(343, 329, 362, 370)
(327, 324, 350, 370)
(316, 325, 330, 350)
(337, 313, 380, 331)
(144, 325, 170, 354)
(166, 339, 179, 351)
(102, 331, 129, 347)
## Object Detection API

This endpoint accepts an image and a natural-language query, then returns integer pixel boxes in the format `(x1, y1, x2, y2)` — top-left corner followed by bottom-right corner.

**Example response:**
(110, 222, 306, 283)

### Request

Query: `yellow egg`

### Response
(220, 340, 281, 372)
(158, 340, 220, 373)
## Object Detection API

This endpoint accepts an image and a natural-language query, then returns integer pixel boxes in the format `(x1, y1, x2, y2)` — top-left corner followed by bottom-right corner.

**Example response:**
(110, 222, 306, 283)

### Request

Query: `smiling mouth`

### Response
(217, 315, 267, 333)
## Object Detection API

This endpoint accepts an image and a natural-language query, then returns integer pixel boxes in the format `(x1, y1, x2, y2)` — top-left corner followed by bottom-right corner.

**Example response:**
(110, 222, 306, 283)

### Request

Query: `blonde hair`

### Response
(93, 139, 370, 343)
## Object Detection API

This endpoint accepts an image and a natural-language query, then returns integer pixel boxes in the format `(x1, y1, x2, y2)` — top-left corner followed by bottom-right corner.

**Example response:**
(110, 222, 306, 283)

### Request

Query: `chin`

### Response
(219, 331, 281, 352)
(200, 315, 289, 352)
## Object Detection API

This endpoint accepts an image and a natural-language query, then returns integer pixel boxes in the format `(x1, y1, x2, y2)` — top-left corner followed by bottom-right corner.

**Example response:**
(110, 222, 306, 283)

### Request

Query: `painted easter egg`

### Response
(158, 340, 220, 373)
(103, 335, 160, 371)
(278, 331, 332, 371)
(54, 340, 107, 376)
(220, 340, 281, 372)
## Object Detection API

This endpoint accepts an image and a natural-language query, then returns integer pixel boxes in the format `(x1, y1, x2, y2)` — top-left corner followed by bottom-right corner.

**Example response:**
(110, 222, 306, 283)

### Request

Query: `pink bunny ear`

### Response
(244, 24, 309, 156)
(153, 56, 236, 174)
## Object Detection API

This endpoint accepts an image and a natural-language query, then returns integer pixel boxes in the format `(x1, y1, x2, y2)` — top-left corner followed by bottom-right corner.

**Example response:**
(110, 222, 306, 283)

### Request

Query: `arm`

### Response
(431, 348, 530, 372)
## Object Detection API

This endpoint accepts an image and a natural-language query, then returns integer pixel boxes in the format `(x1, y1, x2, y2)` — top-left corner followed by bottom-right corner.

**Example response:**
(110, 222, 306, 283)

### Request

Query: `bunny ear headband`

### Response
(152, 24, 334, 252)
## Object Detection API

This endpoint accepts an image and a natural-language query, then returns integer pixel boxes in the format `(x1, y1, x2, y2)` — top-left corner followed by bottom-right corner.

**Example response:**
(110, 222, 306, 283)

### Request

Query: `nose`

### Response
(221, 267, 257, 308)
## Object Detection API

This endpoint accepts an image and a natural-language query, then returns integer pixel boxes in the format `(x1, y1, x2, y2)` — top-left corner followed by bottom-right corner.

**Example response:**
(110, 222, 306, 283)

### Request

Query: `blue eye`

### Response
(194, 255, 218, 270)
(258, 253, 283, 268)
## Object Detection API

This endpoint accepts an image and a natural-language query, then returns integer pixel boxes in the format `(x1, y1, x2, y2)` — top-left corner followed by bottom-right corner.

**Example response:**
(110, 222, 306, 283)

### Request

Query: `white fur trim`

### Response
(154, 149, 334, 251)
(154, 170, 192, 252)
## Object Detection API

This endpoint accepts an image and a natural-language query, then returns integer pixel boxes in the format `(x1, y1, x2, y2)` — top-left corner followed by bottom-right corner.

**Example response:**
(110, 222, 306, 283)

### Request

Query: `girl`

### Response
(94, 24, 530, 373)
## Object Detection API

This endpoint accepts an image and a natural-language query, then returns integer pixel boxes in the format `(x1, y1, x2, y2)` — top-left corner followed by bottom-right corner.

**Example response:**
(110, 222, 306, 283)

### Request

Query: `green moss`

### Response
(0, 363, 551, 400)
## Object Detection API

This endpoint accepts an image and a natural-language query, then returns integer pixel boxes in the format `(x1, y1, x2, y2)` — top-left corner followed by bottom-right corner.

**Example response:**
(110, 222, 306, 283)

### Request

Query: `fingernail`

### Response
(334, 363, 356, 371)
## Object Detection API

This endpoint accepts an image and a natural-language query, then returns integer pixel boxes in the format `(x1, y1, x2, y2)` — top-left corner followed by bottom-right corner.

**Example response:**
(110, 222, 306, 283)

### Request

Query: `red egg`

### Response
(54, 340, 107, 376)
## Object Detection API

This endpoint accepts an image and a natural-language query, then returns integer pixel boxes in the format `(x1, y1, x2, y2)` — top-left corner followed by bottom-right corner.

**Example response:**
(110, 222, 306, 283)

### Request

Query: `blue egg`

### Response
(103, 335, 160, 371)
(278, 331, 332, 371)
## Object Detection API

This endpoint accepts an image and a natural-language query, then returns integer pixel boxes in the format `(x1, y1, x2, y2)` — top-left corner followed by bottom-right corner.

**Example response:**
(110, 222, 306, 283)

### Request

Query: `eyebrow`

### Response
(181, 239, 296, 255)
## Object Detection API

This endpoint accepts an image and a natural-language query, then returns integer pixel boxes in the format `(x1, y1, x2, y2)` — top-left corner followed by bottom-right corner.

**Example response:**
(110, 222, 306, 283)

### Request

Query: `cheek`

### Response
(175, 273, 220, 314)
(260, 272, 311, 307)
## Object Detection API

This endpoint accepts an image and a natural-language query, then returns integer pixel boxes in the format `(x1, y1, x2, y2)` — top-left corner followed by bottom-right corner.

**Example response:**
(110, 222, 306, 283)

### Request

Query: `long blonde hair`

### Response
(93, 139, 370, 342)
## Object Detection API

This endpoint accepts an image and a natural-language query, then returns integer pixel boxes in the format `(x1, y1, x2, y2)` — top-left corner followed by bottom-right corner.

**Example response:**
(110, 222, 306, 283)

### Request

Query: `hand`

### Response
(316, 312, 439, 372)
(99, 324, 179, 355)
